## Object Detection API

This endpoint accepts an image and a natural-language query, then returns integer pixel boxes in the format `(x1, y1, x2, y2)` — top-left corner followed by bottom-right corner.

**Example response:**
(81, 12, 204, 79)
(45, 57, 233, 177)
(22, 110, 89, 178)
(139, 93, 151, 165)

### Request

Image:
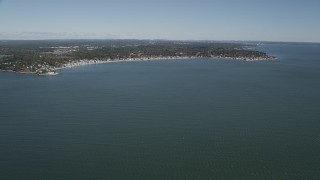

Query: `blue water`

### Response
(1, 43, 320, 179)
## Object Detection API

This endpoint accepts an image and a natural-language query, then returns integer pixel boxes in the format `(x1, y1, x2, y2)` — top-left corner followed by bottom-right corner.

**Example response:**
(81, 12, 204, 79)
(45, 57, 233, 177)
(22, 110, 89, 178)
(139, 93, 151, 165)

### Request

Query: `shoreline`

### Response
(1, 56, 276, 75)
(55, 55, 276, 70)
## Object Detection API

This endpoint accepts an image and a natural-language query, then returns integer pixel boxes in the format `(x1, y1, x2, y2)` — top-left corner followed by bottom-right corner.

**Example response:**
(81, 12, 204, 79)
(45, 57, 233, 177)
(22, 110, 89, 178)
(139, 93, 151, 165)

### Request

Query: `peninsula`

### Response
(0, 40, 275, 75)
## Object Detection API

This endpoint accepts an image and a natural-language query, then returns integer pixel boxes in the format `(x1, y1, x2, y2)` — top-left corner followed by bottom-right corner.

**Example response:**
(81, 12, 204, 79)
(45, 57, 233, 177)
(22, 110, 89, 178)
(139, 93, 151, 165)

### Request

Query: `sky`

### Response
(0, 0, 319, 42)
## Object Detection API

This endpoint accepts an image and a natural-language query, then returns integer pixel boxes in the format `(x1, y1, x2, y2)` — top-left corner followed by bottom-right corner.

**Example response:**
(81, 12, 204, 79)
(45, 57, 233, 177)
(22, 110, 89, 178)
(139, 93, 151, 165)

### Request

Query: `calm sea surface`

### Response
(1, 43, 320, 179)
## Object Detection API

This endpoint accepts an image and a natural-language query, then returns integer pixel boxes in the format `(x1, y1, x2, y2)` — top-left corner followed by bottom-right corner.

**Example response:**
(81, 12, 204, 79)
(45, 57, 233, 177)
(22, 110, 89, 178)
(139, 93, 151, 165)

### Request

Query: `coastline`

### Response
(53, 55, 276, 70)
(55, 55, 276, 69)
(1, 55, 276, 76)
(0, 39, 277, 76)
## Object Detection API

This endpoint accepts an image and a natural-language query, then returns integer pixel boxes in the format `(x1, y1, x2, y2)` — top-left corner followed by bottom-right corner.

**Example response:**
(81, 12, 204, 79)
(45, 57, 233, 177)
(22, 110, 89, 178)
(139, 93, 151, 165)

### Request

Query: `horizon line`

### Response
(0, 38, 319, 44)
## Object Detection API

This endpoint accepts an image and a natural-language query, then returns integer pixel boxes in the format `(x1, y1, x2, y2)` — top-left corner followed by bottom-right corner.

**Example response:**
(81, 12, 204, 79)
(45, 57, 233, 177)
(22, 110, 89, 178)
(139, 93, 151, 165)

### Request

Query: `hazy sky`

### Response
(0, 0, 319, 42)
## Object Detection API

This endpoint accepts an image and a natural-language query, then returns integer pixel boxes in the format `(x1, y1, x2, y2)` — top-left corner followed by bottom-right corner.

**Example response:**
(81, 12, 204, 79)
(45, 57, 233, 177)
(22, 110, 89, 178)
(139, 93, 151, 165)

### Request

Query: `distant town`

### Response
(0, 40, 275, 75)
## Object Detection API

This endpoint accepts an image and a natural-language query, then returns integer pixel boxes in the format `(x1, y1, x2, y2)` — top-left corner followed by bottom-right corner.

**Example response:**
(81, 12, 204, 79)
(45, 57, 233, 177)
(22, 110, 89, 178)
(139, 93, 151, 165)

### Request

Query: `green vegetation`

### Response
(0, 40, 275, 74)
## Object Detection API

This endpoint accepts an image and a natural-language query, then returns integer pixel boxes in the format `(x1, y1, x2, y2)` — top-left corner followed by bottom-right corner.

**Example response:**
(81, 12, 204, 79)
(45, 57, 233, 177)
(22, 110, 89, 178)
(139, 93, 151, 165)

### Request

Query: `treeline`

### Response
(71, 44, 269, 60)
(0, 40, 274, 72)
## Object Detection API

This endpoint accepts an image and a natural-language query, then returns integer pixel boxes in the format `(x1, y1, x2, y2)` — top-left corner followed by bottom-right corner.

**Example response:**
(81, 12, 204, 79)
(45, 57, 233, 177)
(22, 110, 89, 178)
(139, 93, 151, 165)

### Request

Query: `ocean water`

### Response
(0, 43, 320, 179)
